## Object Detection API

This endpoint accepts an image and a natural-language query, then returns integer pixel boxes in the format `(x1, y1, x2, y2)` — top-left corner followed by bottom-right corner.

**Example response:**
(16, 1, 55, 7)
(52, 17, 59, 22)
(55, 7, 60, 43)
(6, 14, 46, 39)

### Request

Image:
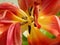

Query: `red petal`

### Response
(0, 2, 20, 16)
(40, 0, 60, 15)
(0, 21, 21, 45)
(7, 23, 21, 45)
(18, 0, 41, 11)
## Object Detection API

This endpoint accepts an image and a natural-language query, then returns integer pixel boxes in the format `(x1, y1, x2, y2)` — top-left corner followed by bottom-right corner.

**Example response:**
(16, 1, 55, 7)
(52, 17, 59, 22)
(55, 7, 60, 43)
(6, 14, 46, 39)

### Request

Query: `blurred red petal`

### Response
(40, 0, 60, 15)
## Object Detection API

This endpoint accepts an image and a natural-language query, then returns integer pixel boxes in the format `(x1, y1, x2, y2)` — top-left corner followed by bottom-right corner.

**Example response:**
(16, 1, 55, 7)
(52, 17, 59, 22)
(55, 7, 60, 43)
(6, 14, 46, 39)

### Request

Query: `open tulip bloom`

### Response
(0, 0, 60, 45)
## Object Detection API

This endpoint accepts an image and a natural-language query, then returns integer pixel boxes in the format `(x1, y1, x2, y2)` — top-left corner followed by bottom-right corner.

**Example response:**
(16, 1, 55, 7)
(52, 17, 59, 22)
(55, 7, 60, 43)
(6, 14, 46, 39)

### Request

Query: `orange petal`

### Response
(28, 26, 53, 45)
(38, 15, 60, 36)
(50, 36, 60, 45)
